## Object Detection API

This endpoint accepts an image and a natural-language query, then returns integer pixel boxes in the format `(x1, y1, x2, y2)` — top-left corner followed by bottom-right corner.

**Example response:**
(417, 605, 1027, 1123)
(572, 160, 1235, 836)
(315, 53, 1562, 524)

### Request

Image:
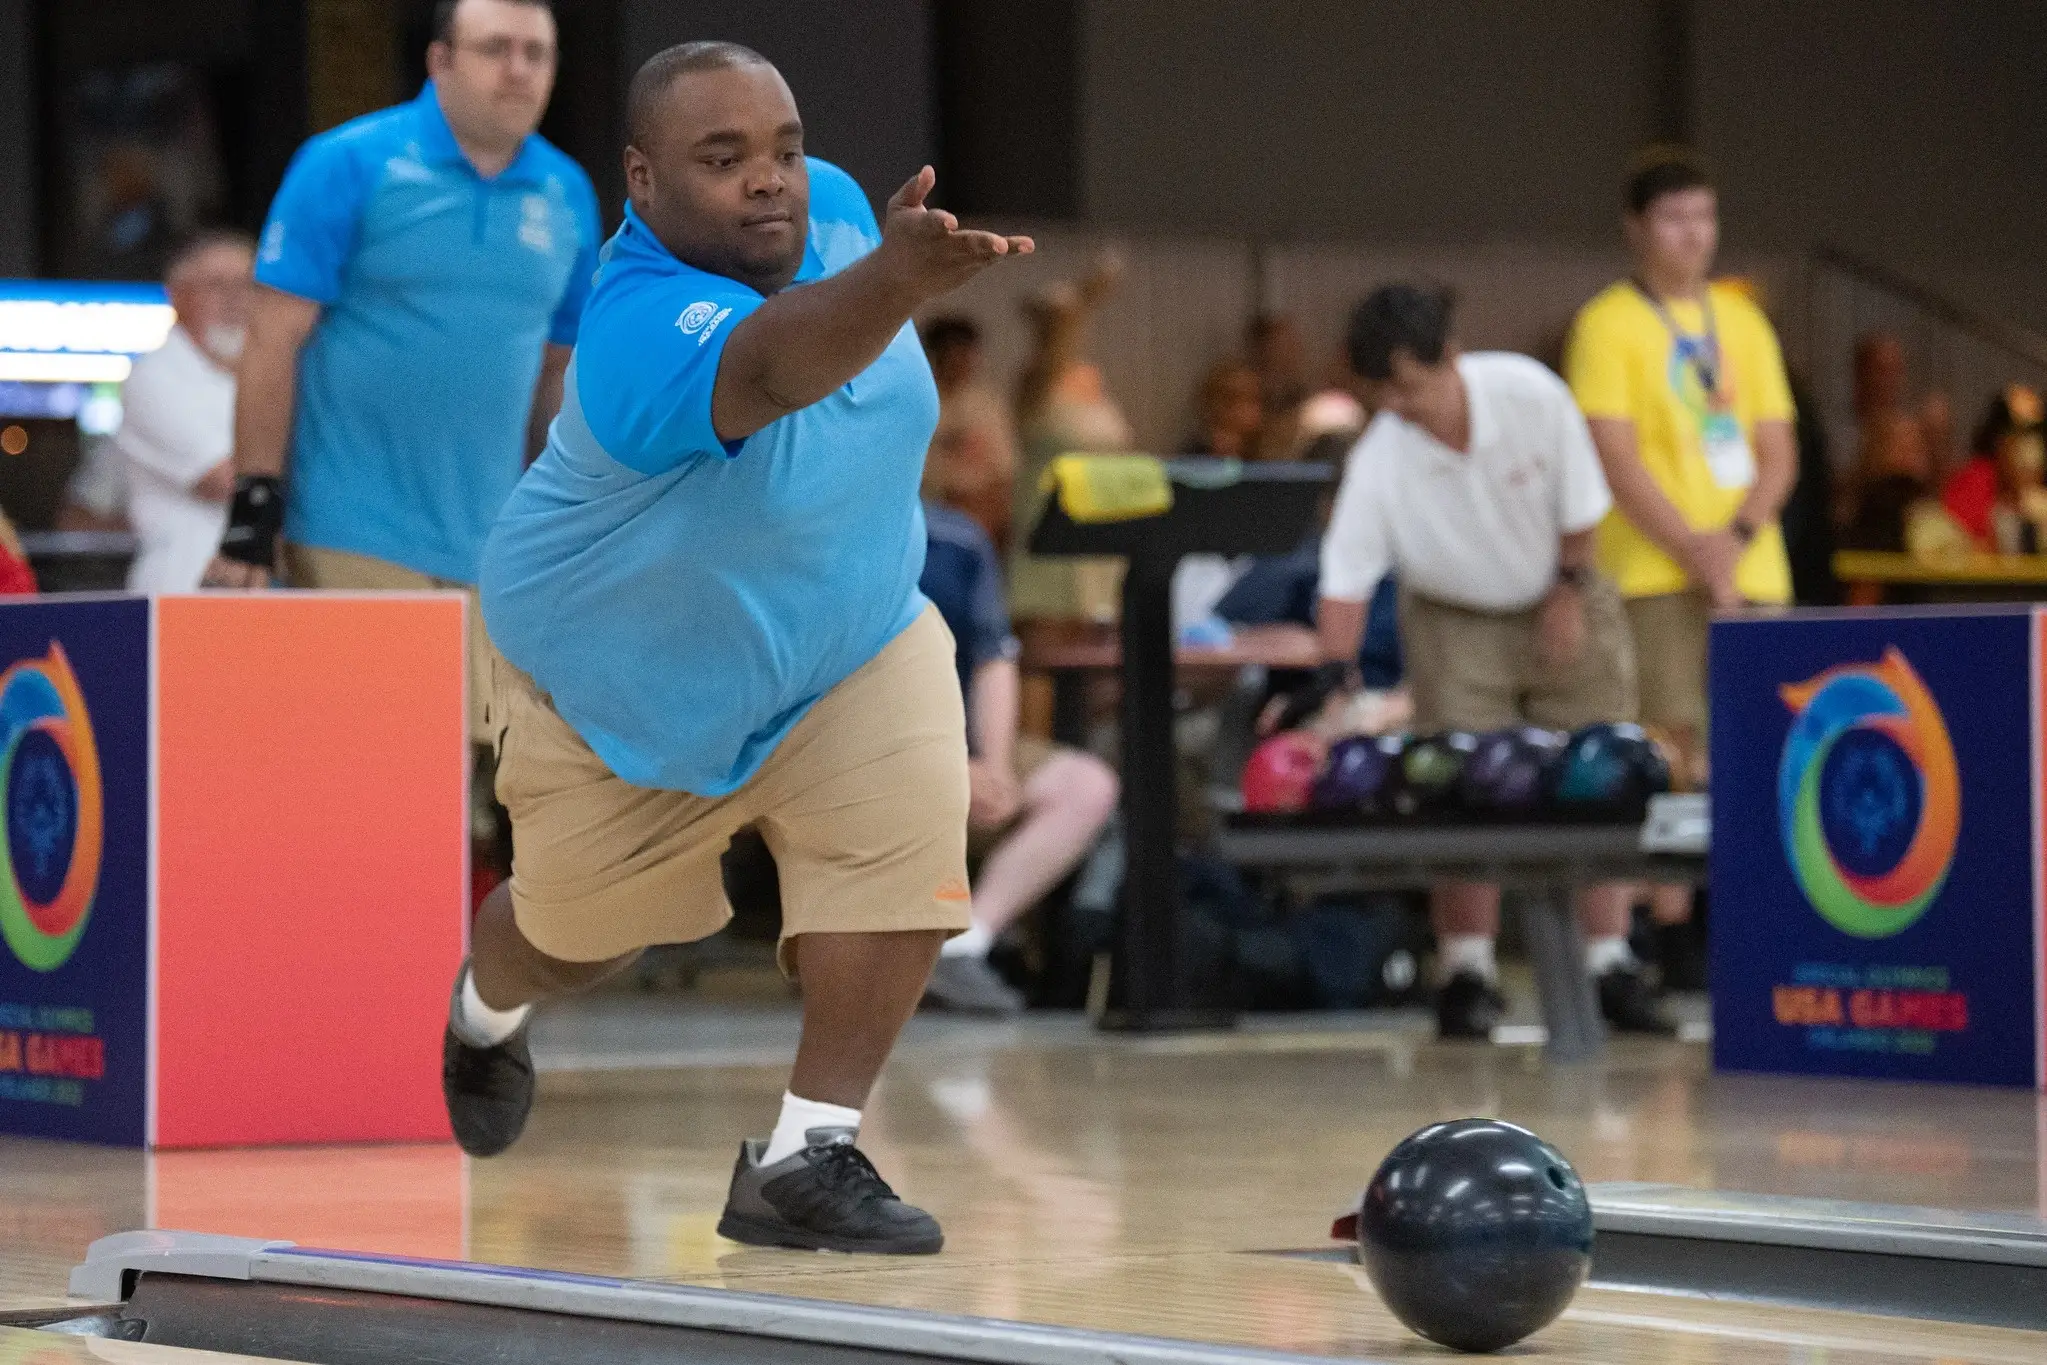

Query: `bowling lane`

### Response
(0, 1326, 281, 1365)
(5, 1011, 2045, 1363)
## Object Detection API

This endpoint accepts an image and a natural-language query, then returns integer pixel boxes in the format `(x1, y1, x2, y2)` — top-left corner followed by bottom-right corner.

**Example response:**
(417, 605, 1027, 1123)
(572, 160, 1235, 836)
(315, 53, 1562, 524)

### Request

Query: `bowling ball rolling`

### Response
(1345, 1119, 1592, 1353)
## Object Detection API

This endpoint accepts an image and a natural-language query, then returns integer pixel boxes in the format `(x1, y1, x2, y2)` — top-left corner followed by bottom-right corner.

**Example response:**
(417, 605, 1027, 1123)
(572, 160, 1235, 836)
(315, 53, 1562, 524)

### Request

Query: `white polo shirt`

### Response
(1320, 352, 1612, 614)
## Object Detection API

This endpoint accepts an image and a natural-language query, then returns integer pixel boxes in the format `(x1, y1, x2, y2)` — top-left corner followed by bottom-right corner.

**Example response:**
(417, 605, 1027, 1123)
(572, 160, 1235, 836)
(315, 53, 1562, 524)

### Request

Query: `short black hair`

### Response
(1625, 145, 1715, 215)
(431, 0, 553, 46)
(920, 315, 980, 355)
(1345, 285, 1455, 381)
(626, 41, 774, 150)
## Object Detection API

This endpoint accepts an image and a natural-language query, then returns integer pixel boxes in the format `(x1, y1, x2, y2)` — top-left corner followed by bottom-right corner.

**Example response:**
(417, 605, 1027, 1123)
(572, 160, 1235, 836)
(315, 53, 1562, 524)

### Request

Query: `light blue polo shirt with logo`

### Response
(255, 83, 601, 583)
(480, 159, 940, 795)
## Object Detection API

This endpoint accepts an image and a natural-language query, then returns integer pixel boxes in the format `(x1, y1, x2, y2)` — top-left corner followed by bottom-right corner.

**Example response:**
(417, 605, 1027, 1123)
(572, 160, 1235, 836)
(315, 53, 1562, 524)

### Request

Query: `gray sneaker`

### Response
(716, 1128, 944, 1254)
(923, 954, 1025, 1015)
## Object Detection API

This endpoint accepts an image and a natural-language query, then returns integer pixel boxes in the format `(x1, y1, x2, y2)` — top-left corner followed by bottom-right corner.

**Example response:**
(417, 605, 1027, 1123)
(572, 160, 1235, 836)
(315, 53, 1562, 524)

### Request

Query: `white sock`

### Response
(1584, 935, 1636, 977)
(1438, 935, 1498, 984)
(451, 966, 531, 1047)
(940, 921, 994, 960)
(762, 1091, 863, 1166)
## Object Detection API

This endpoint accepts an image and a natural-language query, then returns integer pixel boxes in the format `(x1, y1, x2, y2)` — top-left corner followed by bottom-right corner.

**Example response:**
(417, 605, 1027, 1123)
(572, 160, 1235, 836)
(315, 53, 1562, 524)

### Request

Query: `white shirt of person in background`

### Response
(1321, 352, 1612, 611)
(118, 233, 255, 593)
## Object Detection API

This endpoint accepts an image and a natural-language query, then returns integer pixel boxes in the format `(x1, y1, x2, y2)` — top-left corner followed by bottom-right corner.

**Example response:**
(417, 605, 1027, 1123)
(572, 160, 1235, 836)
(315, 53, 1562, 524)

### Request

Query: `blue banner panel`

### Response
(1711, 608, 2037, 1088)
(0, 598, 150, 1142)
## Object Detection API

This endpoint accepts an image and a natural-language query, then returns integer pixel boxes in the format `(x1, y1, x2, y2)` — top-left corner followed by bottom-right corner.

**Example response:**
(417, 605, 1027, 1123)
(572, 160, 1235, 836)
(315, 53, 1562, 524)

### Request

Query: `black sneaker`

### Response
(1598, 964, 1677, 1036)
(441, 965, 535, 1158)
(1436, 971, 1507, 1041)
(717, 1128, 943, 1254)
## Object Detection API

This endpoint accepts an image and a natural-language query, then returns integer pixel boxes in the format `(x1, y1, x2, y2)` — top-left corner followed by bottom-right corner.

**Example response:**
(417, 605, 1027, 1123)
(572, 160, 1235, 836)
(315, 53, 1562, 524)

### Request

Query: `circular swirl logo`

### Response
(1777, 648, 1957, 939)
(0, 645, 102, 973)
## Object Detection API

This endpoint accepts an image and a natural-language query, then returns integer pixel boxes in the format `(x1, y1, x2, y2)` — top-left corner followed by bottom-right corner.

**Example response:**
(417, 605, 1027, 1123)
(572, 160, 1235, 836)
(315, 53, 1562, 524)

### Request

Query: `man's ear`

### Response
(426, 40, 454, 80)
(622, 145, 651, 197)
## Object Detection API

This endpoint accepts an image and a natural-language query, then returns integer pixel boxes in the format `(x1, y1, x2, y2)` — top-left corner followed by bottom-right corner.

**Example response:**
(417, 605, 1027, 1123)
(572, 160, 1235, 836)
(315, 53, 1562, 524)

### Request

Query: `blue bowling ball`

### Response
(1356, 1118, 1593, 1353)
(1548, 722, 1671, 813)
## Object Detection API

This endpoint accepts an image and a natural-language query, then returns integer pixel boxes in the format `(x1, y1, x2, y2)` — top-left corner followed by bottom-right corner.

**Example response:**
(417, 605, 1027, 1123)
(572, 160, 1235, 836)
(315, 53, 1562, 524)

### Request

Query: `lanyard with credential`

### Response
(1633, 281, 1723, 399)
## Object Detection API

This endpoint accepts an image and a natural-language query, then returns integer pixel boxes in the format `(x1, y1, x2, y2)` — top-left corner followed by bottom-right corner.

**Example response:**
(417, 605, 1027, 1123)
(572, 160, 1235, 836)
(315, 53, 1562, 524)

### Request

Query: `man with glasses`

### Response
(208, 0, 598, 757)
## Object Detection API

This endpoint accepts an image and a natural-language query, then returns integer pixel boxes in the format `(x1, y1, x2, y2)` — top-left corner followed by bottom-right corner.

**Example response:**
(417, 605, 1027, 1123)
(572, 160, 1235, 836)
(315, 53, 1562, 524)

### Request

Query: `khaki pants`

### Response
(1622, 591, 1712, 739)
(285, 543, 491, 743)
(1400, 578, 1637, 731)
(490, 607, 974, 975)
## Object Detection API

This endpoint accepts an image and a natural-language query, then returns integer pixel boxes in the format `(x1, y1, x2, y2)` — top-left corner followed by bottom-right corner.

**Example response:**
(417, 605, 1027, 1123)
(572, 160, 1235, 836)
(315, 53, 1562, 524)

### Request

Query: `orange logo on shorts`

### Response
(935, 878, 972, 903)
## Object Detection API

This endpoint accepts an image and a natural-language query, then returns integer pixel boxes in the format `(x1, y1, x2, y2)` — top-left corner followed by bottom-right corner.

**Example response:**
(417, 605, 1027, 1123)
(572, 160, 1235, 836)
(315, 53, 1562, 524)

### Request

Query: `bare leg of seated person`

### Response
(926, 750, 1119, 1015)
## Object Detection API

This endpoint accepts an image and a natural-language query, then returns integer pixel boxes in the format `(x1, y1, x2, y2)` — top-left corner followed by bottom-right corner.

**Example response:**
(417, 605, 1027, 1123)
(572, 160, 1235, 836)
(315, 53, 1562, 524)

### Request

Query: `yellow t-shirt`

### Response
(1564, 280, 1796, 603)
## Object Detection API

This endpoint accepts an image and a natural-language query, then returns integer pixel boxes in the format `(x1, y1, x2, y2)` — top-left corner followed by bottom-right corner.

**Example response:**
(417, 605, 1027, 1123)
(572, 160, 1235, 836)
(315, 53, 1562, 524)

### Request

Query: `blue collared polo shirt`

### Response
(480, 159, 940, 795)
(256, 83, 601, 582)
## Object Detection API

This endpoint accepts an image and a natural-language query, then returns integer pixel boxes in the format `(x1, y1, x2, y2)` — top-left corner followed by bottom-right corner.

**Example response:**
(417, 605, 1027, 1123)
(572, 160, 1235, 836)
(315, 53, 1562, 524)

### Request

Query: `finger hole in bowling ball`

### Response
(1547, 1165, 1569, 1190)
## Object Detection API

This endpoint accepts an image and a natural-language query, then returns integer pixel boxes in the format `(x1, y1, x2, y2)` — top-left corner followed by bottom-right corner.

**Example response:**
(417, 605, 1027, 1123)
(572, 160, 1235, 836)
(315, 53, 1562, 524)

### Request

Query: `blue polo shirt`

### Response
(480, 160, 939, 795)
(256, 83, 601, 583)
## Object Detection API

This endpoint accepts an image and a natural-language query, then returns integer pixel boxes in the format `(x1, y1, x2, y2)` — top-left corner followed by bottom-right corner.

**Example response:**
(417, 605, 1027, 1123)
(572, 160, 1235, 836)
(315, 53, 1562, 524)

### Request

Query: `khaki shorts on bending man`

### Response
(1315, 284, 1672, 1042)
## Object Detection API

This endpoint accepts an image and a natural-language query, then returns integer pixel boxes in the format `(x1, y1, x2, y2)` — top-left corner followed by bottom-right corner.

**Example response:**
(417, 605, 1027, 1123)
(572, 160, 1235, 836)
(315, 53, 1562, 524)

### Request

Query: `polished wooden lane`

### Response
(4, 1009, 2045, 1362)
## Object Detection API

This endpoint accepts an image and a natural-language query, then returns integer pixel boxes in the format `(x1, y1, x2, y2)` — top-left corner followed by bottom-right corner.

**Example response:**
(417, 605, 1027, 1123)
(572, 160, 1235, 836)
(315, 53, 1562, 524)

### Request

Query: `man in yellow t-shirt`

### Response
(1566, 148, 1797, 936)
(1566, 148, 1796, 755)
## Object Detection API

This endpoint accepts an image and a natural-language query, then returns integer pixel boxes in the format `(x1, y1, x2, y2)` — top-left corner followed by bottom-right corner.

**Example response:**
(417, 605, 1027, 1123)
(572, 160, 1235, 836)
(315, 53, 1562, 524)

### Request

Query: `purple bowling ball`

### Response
(1310, 734, 1399, 811)
(1459, 727, 1567, 815)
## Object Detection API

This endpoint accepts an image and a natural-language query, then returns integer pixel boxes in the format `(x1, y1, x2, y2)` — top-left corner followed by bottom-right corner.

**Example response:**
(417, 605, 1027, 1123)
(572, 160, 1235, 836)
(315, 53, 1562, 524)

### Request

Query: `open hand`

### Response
(879, 167, 1034, 299)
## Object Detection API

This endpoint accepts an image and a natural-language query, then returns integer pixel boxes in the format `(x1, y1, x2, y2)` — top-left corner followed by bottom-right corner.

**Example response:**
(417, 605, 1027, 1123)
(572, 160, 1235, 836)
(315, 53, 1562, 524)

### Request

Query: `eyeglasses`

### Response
(453, 37, 558, 69)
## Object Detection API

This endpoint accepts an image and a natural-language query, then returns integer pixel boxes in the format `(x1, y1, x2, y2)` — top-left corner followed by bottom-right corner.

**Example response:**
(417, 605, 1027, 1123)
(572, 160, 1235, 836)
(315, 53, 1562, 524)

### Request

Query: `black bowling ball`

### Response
(1355, 1118, 1593, 1353)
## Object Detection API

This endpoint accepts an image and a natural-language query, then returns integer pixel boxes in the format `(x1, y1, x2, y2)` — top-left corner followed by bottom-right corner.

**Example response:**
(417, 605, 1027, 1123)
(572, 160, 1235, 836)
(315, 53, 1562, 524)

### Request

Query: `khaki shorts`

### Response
(1623, 591, 1711, 738)
(286, 543, 491, 744)
(1401, 578, 1637, 732)
(490, 606, 973, 973)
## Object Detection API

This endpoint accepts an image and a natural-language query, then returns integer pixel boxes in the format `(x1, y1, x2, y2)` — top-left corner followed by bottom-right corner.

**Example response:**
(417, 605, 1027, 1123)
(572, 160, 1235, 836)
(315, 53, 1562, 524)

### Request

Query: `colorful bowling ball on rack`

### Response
(1458, 726, 1568, 816)
(1354, 1118, 1593, 1353)
(1240, 731, 1324, 814)
(1548, 722, 1672, 813)
(1310, 734, 1401, 812)
(1386, 731, 1478, 818)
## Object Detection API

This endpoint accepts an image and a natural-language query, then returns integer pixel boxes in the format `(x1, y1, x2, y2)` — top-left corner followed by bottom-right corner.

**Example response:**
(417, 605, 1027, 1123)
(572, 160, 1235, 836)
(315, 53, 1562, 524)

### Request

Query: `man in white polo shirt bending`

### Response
(1315, 285, 1669, 1040)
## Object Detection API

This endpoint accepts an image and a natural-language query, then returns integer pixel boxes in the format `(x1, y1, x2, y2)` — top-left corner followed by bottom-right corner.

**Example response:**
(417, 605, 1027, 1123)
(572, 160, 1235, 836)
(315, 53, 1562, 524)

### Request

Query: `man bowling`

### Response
(445, 42, 1033, 1255)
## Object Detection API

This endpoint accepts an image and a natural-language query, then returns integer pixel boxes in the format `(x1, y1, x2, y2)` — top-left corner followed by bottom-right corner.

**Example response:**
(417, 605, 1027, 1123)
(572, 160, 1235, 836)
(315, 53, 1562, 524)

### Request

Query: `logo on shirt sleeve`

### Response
(676, 302, 734, 347)
(260, 222, 286, 265)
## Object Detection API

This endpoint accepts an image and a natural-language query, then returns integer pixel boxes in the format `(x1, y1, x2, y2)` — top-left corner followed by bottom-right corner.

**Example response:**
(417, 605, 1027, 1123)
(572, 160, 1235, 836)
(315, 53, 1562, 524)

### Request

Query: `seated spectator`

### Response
(921, 499, 1120, 1014)
(1010, 256, 1133, 624)
(116, 231, 253, 592)
(1181, 359, 1266, 458)
(1943, 385, 2047, 551)
(920, 315, 1017, 550)
(1246, 313, 1311, 458)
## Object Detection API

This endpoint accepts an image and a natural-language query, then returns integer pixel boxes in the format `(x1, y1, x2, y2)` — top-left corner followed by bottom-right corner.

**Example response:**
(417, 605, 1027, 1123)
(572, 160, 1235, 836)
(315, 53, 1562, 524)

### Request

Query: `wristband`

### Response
(219, 475, 285, 568)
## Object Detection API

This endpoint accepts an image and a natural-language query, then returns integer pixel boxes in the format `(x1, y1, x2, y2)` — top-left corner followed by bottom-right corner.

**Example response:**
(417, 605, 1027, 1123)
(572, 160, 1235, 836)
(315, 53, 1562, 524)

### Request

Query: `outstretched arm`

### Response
(712, 167, 1032, 442)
